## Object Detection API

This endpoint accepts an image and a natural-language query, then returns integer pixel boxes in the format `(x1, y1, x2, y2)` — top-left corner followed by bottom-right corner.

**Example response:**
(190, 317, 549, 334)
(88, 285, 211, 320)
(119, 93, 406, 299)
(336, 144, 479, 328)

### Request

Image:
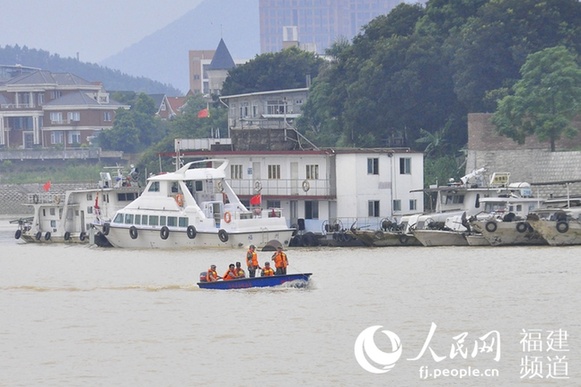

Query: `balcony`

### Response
(228, 178, 334, 198)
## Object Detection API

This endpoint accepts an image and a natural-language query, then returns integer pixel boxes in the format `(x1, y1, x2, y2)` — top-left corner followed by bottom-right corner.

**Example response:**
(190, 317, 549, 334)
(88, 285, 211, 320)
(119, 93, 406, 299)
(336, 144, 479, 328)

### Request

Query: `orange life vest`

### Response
(262, 267, 275, 276)
(223, 269, 237, 281)
(272, 251, 288, 268)
(247, 250, 259, 267)
(206, 269, 219, 282)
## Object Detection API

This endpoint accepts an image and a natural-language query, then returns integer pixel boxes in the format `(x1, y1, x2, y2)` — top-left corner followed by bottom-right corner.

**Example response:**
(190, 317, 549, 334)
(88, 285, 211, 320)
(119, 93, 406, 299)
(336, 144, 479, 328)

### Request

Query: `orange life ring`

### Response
(224, 211, 232, 223)
(175, 194, 184, 207)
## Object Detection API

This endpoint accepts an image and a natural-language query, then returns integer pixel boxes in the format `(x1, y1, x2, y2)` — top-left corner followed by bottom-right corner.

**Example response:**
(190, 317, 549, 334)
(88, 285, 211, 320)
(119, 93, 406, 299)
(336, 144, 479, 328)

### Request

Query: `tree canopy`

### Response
(220, 47, 325, 95)
(492, 46, 581, 151)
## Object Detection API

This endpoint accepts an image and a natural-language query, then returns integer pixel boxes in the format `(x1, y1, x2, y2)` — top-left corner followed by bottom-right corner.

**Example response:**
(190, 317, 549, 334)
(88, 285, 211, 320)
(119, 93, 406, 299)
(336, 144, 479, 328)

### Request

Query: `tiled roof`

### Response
(43, 91, 124, 107)
(208, 39, 235, 70)
(4, 70, 93, 87)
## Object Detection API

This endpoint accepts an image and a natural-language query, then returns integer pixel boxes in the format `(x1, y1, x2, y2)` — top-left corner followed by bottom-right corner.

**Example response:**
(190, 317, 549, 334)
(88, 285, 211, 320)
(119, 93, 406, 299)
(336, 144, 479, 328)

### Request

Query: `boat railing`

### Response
(228, 178, 333, 197)
(27, 192, 65, 205)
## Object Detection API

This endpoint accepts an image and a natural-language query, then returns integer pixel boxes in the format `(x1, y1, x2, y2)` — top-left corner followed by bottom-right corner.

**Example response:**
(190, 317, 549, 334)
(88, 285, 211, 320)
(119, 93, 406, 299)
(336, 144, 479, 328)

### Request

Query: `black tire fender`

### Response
(44, 232, 51, 241)
(485, 221, 497, 233)
(129, 226, 138, 239)
(516, 222, 528, 233)
(556, 221, 569, 233)
(64, 231, 71, 241)
(103, 223, 110, 236)
(187, 225, 197, 239)
(15, 229, 22, 239)
(218, 229, 229, 243)
(160, 226, 169, 240)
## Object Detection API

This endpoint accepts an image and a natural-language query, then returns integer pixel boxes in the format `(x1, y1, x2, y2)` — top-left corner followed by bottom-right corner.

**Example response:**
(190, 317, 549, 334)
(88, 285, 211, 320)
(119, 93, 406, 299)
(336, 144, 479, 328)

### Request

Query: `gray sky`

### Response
(1, 0, 204, 63)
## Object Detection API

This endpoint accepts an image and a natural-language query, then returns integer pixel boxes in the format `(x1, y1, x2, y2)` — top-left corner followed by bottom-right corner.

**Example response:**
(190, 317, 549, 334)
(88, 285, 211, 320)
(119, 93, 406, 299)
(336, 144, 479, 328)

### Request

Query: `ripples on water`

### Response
(0, 216, 580, 386)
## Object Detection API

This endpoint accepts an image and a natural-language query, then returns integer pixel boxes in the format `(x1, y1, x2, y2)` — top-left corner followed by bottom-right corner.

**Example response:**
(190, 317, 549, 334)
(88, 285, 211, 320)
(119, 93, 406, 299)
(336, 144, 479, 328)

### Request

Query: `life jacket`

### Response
(247, 250, 259, 267)
(206, 269, 218, 282)
(223, 269, 237, 280)
(262, 267, 275, 276)
(236, 267, 246, 278)
(272, 251, 288, 268)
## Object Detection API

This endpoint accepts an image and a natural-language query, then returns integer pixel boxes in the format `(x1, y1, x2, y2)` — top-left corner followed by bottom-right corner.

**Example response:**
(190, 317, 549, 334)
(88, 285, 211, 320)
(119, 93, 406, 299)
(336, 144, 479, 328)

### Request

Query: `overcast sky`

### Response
(1, 0, 204, 64)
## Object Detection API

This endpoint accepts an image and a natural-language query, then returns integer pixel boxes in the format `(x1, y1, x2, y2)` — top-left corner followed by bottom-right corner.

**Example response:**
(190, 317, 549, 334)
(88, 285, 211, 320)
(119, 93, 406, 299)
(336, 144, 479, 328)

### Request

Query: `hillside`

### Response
(100, 0, 260, 93)
(0, 45, 182, 95)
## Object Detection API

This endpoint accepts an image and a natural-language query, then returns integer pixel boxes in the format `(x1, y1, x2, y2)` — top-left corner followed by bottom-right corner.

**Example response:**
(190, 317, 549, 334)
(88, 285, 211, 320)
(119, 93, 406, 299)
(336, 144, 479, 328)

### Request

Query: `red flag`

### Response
(250, 194, 261, 205)
(197, 108, 209, 118)
(43, 181, 51, 191)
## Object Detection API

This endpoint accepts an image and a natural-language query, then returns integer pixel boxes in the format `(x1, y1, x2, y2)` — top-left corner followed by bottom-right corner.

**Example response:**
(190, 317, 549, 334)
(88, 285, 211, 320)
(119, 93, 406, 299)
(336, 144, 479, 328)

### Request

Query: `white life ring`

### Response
(175, 194, 184, 207)
(254, 181, 262, 192)
(224, 211, 232, 223)
(302, 180, 310, 192)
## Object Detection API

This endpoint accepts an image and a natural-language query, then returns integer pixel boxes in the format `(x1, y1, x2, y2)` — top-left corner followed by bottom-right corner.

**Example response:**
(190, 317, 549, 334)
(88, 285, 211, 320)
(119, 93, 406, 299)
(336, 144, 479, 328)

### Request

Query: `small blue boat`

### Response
(198, 273, 312, 290)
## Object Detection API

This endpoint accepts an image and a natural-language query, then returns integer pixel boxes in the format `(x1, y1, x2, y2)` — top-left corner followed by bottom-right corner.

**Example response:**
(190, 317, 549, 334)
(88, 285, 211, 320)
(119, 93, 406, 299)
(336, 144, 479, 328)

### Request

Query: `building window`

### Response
(252, 105, 258, 117)
(367, 158, 379, 175)
(50, 131, 64, 144)
(103, 112, 112, 122)
(305, 201, 319, 219)
(266, 100, 287, 114)
(50, 90, 62, 99)
(400, 157, 411, 174)
(231, 164, 243, 179)
(306, 165, 319, 179)
(409, 199, 417, 211)
(67, 112, 80, 122)
(50, 112, 63, 124)
(368, 200, 380, 217)
(393, 199, 402, 211)
(268, 165, 281, 179)
(267, 200, 281, 209)
(68, 131, 81, 144)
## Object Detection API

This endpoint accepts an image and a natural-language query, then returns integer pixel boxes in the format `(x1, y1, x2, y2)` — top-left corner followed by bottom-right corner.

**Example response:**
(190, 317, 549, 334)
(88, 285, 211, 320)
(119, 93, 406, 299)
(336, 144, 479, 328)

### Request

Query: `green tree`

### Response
(221, 47, 325, 95)
(98, 93, 164, 153)
(492, 46, 581, 151)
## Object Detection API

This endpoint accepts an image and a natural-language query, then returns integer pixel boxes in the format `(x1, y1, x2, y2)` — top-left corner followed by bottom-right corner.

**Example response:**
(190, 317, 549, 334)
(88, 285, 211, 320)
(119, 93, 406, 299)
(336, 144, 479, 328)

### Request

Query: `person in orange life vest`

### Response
(206, 265, 221, 282)
(261, 262, 275, 276)
(223, 263, 238, 281)
(235, 261, 246, 278)
(271, 246, 288, 275)
(246, 244, 261, 277)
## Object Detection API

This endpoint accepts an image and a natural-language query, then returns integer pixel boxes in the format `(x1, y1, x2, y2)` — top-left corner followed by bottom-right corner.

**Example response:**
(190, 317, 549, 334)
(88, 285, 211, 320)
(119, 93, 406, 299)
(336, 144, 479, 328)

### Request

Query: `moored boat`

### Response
(198, 273, 312, 289)
(469, 196, 547, 246)
(12, 167, 141, 245)
(526, 207, 581, 246)
(98, 159, 295, 249)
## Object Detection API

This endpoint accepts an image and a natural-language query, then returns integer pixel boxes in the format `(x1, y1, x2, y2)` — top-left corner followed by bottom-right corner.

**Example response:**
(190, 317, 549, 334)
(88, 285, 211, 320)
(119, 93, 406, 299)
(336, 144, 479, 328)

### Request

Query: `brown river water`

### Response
(1, 216, 579, 386)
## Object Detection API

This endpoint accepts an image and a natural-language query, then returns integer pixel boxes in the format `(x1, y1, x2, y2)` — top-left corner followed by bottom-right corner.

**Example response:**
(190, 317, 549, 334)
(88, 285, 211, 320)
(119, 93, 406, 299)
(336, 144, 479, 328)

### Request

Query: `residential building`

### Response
(174, 147, 424, 233)
(0, 70, 128, 149)
(149, 94, 188, 120)
(259, 0, 415, 55)
(188, 39, 246, 95)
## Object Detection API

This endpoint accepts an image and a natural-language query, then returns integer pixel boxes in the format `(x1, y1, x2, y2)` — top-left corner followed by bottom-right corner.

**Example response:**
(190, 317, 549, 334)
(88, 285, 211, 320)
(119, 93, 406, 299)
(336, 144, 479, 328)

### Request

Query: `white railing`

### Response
(228, 178, 333, 197)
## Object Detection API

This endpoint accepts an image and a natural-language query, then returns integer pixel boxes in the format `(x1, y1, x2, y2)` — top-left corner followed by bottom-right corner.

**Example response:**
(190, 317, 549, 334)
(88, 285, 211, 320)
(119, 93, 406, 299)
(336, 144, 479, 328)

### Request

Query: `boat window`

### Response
(179, 217, 188, 227)
(160, 216, 167, 226)
(50, 208, 56, 216)
(149, 215, 159, 226)
(134, 215, 141, 225)
(113, 213, 124, 223)
(167, 217, 177, 227)
(51, 220, 56, 228)
(124, 214, 134, 224)
(195, 181, 203, 192)
(142, 215, 148, 225)
(148, 182, 160, 192)
(171, 182, 178, 193)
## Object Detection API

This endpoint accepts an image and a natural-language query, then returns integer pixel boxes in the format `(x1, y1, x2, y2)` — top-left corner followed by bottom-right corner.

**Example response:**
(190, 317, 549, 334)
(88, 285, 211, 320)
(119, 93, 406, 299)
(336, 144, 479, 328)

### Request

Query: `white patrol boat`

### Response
(99, 159, 294, 249)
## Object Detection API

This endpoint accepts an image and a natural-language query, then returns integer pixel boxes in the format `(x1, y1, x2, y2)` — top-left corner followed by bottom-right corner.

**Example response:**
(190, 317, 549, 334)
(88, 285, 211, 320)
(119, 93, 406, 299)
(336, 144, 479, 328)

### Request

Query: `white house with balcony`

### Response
(175, 145, 424, 235)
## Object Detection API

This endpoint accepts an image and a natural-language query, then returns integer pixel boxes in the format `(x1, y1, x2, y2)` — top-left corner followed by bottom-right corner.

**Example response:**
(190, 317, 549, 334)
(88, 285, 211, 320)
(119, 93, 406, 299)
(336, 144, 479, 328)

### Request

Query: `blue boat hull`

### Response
(198, 273, 312, 290)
